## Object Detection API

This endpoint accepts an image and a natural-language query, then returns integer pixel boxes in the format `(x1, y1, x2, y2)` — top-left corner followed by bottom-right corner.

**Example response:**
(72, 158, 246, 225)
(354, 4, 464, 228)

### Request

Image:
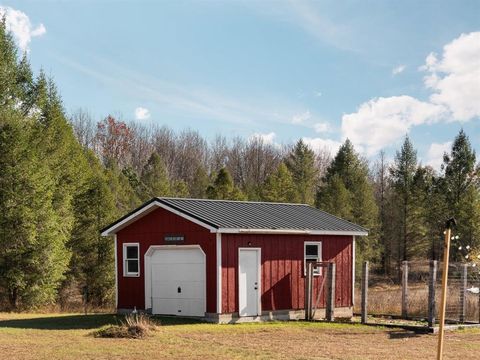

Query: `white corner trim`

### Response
(352, 236, 356, 307)
(216, 233, 222, 314)
(114, 234, 118, 308)
(101, 200, 218, 236)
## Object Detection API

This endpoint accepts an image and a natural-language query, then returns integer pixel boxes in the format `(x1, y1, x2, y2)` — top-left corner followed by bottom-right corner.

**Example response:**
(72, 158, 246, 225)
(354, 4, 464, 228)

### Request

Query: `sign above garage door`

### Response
(144, 246, 206, 317)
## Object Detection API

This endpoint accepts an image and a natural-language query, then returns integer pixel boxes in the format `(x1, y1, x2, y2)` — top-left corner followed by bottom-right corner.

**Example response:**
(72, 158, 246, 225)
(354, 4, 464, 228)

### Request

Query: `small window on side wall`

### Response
(123, 243, 140, 277)
(304, 242, 322, 276)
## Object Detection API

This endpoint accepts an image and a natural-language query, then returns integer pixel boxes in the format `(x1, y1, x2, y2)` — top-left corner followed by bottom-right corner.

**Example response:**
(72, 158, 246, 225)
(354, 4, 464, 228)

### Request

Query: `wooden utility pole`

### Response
(437, 218, 456, 360)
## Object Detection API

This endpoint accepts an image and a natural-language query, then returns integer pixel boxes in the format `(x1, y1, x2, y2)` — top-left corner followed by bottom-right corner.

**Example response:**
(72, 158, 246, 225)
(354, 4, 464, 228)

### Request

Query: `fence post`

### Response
(304, 262, 313, 320)
(361, 261, 369, 324)
(460, 263, 468, 323)
(428, 260, 438, 327)
(326, 262, 336, 322)
(402, 261, 409, 319)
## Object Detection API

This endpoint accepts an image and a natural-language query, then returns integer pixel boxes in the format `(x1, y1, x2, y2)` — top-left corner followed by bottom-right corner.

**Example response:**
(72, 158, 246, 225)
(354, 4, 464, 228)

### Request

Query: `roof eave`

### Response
(217, 228, 368, 236)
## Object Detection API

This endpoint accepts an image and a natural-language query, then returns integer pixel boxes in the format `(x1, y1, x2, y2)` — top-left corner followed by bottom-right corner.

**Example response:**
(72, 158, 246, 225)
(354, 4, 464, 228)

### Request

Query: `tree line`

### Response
(1, 20, 479, 310)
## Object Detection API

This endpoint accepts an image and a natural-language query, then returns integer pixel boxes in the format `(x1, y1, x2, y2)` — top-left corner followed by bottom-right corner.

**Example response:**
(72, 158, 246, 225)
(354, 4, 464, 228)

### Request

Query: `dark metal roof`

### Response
(101, 197, 368, 235)
(156, 197, 367, 233)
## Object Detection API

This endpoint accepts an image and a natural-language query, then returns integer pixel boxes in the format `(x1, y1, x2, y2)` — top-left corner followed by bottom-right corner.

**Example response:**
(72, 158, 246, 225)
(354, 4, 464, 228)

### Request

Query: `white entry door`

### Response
(238, 248, 261, 317)
(150, 247, 205, 317)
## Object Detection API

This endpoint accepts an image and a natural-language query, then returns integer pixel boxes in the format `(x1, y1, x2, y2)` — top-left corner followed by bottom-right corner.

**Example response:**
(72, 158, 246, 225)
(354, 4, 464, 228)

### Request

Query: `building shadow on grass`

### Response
(0, 313, 205, 330)
(0, 314, 119, 330)
(388, 330, 423, 339)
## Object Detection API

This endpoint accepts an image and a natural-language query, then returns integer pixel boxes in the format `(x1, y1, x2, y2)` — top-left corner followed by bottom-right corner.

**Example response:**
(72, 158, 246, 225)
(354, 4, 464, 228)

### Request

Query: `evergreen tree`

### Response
(172, 180, 190, 198)
(0, 18, 19, 108)
(317, 174, 352, 219)
(285, 139, 317, 204)
(0, 111, 69, 309)
(68, 152, 118, 307)
(262, 163, 298, 203)
(390, 136, 417, 263)
(317, 139, 379, 265)
(105, 161, 141, 212)
(190, 166, 210, 198)
(140, 152, 171, 200)
(441, 130, 480, 256)
(207, 167, 245, 200)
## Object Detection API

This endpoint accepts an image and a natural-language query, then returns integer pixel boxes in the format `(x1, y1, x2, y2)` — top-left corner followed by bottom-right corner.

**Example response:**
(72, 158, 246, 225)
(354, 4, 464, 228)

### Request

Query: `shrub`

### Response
(94, 313, 159, 339)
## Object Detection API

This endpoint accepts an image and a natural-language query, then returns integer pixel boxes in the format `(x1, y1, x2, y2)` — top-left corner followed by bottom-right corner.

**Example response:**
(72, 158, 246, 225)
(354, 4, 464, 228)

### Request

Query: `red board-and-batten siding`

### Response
(115, 207, 353, 314)
(221, 234, 353, 313)
(116, 207, 218, 313)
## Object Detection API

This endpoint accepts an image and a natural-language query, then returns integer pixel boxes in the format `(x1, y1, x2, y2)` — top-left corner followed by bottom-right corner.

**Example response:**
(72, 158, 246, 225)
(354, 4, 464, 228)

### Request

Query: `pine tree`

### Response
(207, 167, 245, 200)
(285, 139, 317, 204)
(317, 139, 379, 265)
(172, 180, 190, 198)
(190, 166, 210, 198)
(0, 111, 69, 309)
(140, 152, 171, 200)
(68, 151, 118, 307)
(441, 130, 480, 257)
(106, 161, 141, 212)
(262, 163, 298, 203)
(317, 174, 352, 219)
(390, 136, 417, 263)
(0, 18, 19, 108)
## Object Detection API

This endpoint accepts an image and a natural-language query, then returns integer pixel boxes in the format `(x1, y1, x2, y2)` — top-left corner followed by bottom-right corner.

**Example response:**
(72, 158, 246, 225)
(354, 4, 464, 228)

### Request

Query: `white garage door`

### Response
(150, 248, 206, 317)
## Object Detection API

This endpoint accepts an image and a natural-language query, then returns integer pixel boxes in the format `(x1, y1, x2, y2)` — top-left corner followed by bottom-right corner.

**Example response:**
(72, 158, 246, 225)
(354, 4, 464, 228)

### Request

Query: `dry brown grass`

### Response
(355, 282, 480, 322)
(94, 313, 159, 339)
(0, 313, 480, 359)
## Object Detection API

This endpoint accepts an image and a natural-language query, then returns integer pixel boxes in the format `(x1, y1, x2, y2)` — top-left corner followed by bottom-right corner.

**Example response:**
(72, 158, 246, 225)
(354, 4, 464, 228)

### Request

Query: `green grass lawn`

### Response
(0, 313, 479, 359)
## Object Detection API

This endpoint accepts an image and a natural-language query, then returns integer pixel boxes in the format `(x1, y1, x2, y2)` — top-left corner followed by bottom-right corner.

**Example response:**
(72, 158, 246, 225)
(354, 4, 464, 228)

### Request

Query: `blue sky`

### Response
(1, 1, 479, 168)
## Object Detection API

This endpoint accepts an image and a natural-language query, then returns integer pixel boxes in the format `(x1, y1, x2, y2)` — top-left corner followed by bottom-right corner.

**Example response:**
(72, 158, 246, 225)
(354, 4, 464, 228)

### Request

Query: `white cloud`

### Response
(341, 32, 480, 157)
(392, 64, 406, 75)
(314, 91, 322, 97)
(342, 96, 445, 156)
(134, 107, 151, 120)
(426, 141, 452, 170)
(0, 6, 46, 51)
(302, 137, 342, 156)
(423, 32, 480, 121)
(291, 111, 311, 124)
(313, 122, 331, 133)
(250, 132, 276, 145)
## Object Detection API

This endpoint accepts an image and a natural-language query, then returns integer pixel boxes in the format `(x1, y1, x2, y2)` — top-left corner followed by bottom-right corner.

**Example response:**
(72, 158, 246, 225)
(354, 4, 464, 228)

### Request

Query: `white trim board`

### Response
(217, 228, 367, 236)
(114, 234, 118, 308)
(216, 233, 222, 314)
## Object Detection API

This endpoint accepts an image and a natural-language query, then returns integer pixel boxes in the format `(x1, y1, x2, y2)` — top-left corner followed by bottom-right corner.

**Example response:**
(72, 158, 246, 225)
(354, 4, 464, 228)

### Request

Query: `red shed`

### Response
(101, 197, 367, 322)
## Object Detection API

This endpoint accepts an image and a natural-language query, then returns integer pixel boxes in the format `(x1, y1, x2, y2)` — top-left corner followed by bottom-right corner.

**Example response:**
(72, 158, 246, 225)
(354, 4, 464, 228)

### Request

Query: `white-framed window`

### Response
(123, 243, 140, 277)
(304, 241, 322, 276)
